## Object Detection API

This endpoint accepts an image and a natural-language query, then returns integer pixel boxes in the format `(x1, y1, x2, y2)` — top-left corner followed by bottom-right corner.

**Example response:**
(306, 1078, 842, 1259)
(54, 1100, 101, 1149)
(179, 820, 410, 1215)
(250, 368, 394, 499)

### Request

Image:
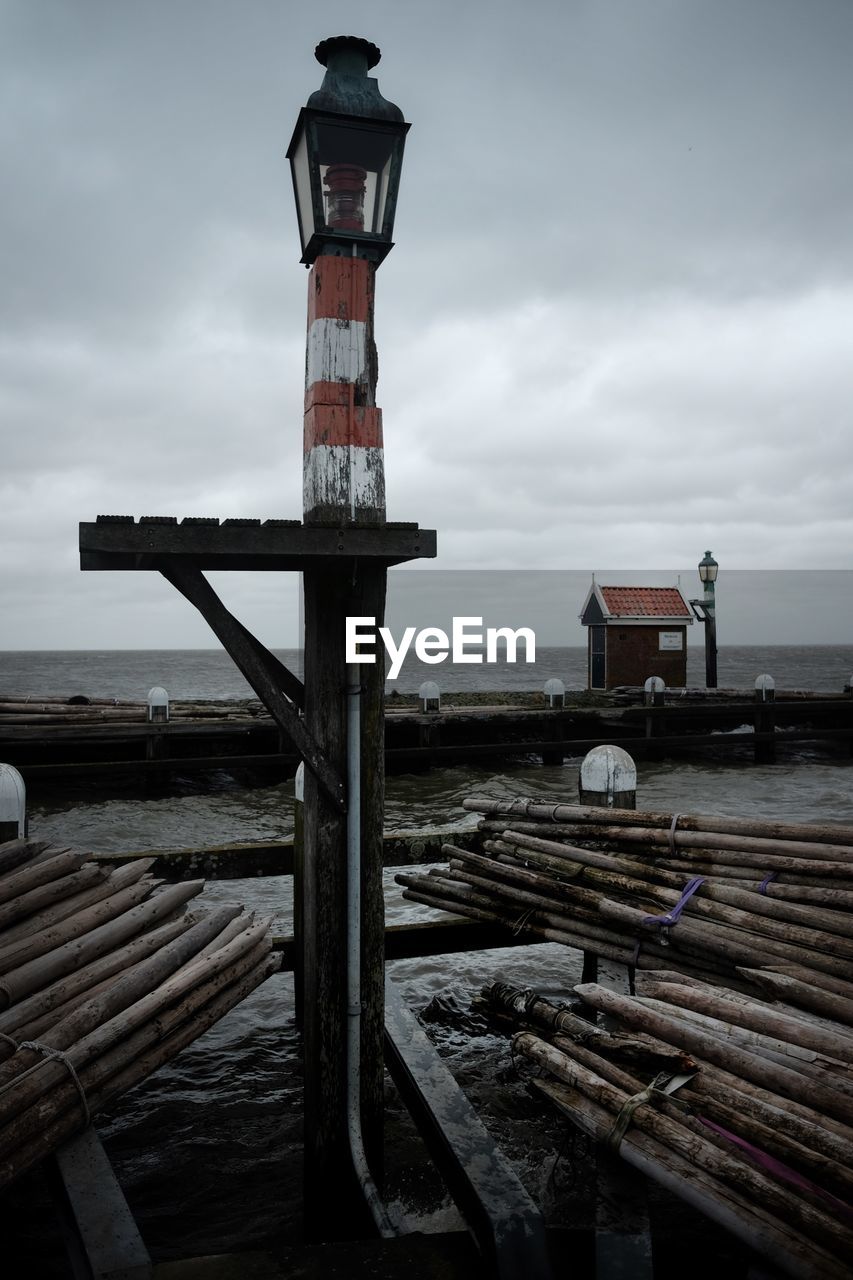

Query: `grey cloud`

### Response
(3, 0, 853, 646)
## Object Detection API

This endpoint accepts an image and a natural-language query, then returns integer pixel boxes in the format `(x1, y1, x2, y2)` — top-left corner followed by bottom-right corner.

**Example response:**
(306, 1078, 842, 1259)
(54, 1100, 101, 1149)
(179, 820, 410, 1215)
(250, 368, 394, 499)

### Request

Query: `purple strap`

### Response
(758, 871, 778, 894)
(699, 1117, 853, 1222)
(643, 876, 705, 929)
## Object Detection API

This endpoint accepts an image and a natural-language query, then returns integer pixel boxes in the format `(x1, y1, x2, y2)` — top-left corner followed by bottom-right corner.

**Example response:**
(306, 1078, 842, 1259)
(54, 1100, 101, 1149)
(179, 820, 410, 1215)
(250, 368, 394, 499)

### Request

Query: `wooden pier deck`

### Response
(2, 688, 851, 789)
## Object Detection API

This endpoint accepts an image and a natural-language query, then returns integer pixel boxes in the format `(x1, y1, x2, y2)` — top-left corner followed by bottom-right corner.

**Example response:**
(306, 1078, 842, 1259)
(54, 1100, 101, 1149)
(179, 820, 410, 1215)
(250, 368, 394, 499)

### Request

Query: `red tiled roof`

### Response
(599, 586, 691, 619)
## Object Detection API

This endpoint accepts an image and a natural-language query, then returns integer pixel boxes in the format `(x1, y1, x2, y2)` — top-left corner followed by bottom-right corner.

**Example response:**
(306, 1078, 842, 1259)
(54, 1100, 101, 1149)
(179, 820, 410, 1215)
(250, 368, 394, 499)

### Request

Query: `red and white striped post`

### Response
(303, 252, 385, 524)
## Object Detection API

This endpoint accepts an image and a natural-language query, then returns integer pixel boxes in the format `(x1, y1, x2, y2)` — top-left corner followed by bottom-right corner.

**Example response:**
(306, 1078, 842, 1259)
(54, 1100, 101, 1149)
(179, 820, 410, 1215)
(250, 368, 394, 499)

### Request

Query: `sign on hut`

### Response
(580, 584, 693, 690)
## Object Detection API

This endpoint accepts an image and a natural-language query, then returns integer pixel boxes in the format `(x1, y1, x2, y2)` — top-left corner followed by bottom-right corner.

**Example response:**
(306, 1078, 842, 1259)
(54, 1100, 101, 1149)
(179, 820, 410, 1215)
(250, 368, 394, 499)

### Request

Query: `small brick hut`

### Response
(580, 584, 693, 690)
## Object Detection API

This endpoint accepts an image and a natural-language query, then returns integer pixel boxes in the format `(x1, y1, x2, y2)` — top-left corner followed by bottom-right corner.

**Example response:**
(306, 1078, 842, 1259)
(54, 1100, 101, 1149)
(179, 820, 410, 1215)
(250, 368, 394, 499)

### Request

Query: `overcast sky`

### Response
(2, 1, 852, 650)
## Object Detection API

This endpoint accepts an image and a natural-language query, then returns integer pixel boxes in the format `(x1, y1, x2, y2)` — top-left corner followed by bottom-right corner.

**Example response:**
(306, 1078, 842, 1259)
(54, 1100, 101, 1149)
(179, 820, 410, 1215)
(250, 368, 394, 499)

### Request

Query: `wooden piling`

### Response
(293, 764, 304, 1028)
(754, 675, 776, 764)
(577, 746, 651, 1273)
(301, 564, 387, 1238)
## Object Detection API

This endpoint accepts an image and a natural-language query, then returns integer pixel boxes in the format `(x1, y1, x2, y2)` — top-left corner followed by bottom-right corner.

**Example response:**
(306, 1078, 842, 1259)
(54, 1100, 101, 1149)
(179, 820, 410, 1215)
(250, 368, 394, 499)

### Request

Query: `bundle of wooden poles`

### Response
(479, 978, 853, 1280)
(396, 795, 853, 1276)
(0, 834, 278, 1189)
(396, 797, 853, 991)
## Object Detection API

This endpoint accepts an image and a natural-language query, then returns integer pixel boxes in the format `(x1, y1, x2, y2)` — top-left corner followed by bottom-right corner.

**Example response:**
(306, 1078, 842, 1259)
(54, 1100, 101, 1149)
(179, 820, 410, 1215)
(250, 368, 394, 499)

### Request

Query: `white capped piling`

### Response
(579, 745, 637, 811)
(418, 681, 441, 713)
(145, 687, 170, 763)
(643, 676, 666, 707)
(755, 674, 775, 703)
(643, 676, 666, 750)
(754, 674, 776, 763)
(146, 687, 170, 722)
(0, 765, 26, 842)
(544, 678, 566, 709)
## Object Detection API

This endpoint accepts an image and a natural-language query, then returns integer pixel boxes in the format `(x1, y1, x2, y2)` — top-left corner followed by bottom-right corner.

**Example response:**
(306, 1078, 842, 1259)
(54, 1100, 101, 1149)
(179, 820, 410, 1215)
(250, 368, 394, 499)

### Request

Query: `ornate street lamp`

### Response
(698, 550, 719, 587)
(690, 550, 719, 688)
(287, 36, 410, 266)
(289, 36, 409, 526)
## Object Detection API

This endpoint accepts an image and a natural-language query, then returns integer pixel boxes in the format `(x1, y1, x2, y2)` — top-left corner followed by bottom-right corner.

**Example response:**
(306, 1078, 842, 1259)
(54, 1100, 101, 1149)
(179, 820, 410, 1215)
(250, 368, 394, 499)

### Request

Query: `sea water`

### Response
(2, 646, 853, 1267)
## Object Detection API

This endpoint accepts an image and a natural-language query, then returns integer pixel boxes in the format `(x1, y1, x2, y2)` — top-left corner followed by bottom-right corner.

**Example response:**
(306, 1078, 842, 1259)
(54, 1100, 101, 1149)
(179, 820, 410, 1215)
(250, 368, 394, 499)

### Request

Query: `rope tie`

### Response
(2, 1040, 90, 1126)
(0, 1032, 18, 1050)
(643, 877, 706, 941)
(512, 908, 535, 936)
(605, 1071, 695, 1153)
(759, 871, 778, 894)
(606, 1078, 664, 1152)
(668, 813, 682, 854)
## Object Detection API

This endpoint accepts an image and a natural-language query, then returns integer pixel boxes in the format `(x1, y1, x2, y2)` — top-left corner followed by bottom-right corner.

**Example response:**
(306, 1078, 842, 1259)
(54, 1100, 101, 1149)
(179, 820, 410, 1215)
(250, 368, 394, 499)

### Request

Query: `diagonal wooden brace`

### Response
(159, 559, 344, 812)
(230, 614, 305, 709)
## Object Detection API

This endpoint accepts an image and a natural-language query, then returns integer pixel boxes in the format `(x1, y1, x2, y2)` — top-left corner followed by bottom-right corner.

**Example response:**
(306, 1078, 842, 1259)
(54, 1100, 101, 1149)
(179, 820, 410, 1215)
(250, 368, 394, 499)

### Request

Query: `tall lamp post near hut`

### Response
(79, 35, 435, 1241)
(689, 550, 719, 689)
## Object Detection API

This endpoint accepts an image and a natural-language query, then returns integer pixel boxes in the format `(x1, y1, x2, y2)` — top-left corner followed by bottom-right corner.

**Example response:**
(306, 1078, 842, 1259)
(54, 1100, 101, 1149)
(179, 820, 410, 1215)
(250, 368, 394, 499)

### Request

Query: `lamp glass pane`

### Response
(376, 154, 393, 234)
(315, 121, 397, 236)
(291, 127, 313, 251)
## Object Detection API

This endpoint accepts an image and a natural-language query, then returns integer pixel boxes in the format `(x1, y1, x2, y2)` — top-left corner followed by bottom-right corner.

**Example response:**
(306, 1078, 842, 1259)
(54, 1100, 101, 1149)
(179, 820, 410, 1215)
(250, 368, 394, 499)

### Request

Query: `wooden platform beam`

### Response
(384, 978, 553, 1280)
(49, 1126, 152, 1280)
(79, 517, 434, 571)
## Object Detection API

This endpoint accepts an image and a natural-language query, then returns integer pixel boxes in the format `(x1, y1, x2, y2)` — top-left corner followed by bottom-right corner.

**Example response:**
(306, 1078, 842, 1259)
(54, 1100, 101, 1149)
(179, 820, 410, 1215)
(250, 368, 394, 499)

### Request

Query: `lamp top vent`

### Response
(307, 36, 402, 122)
(314, 36, 381, 70)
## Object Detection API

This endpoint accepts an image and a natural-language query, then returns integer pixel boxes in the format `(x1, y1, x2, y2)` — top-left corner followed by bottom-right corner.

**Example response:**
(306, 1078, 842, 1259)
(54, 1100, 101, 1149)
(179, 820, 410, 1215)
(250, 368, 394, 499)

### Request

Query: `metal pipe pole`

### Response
(704, 581, 717, 689)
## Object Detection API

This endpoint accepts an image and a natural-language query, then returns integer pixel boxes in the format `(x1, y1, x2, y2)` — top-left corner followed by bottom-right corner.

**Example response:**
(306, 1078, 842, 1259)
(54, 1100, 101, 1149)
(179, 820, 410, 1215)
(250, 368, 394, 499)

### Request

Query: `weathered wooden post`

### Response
(0, 764, 26, 844)
(577, 744, 637, 986)
(145, 686, 169, 763)
(643, 675, 665, 755)
(577, 745, 651, 1277)
(417, 681, 441, 758)
(754, 673, 776, 764)
(542, 679, 565, 766)
(287, 35, 410, 1238)
(293, 762, 304, 1027)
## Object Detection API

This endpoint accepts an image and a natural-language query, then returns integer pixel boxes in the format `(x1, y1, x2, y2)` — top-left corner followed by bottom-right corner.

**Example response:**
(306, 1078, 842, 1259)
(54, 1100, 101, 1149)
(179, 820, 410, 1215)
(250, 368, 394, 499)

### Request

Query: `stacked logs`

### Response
(480, 979, 853, 1280)
(395, 798, 853, 990)
(0, 694, 268, 726)
(0, 835, 277, 1188)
